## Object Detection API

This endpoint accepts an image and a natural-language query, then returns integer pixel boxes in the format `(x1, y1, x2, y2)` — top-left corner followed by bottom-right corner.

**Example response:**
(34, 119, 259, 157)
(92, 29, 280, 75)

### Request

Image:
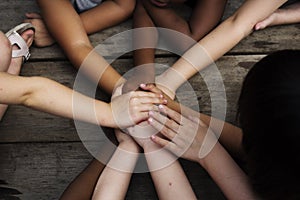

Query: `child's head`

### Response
(0, 31, 12, 71)
(238, 50, 300, 199)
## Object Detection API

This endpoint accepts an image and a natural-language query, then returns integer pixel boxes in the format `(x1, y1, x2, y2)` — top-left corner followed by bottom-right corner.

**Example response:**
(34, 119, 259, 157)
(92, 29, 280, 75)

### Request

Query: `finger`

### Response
(131, 104, 160, 113)
(131, 111, 150, 124)
(25, 12, 42, 19)
(149, 110, 181, 133)
(132, 91, 164, 99)
(151, 135, 179, 155)
(23, 19, 32, 24)
(148, 117, 177, 140)
(158, 105, 184, 125)
(140, 83, 162, 94)
(134, 96, 167, 105)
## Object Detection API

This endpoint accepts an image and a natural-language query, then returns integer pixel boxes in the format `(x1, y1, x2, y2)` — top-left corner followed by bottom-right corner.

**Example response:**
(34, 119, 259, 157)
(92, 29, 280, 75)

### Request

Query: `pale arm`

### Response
(92, 130, 140, 200)
(142, 84, 244, 158)
(128, 122, 197, 200)
(198, 140, 256, 200)
(149, 107, 257, 199)
(157, 0, 287, 93)
(143, 142, 197, 200)
(0, 72, 166, 128)
(256, 1, 300, 30)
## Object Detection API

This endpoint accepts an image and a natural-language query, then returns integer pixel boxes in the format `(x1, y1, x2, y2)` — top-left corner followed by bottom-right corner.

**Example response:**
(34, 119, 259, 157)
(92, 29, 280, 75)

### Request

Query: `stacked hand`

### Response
(148, 105, 217, 163)
(111, 83, 167, 129)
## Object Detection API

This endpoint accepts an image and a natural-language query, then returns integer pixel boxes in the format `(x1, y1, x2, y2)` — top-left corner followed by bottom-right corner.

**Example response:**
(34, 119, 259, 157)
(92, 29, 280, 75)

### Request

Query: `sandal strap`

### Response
(5, 23, 34, 62)
(7, 30, 30, 61)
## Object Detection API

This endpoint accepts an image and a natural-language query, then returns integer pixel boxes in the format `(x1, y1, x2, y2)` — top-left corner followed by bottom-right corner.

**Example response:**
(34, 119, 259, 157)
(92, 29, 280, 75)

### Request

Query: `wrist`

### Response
(155, 74, 176, 99)
(118, 141, 141, 153)
(142, 139, 162, 152)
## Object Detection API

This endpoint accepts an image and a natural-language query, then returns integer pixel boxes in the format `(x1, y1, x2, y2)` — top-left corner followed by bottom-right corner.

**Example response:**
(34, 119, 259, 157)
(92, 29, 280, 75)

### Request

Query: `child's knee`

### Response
(0, 31, 12, 71)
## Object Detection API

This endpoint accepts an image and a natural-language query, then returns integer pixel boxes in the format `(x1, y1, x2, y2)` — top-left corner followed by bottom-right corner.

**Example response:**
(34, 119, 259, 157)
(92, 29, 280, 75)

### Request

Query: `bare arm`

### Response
(36, 0, 124, 93)
(0, 73, 113, 126)
(141, 84, 244, 158)
(157, 0, 287, 93)
(79, 0, 135, 35)
(256, 1, 300, 30)
(92, 130, 140, 200)
(128, 123, 197, 200)
(0, 72, 166, 128)
(145, 145, 197, 200)
(60, 159, 106, 200)
(149, 106, 257, 199)
(122, 0, 158, 93)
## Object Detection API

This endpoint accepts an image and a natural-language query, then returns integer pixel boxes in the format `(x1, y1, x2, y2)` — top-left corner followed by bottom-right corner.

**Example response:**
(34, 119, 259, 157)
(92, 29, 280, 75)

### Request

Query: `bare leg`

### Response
(0, 29, 34, 121)
(255, 2, 300, 30)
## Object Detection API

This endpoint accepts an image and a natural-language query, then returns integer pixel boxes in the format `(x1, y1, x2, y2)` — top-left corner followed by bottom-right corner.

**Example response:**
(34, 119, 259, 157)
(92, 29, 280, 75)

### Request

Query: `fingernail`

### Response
(163, 99, 168, 104)
(149, 111, 154, 116)
(151, 135, 156, 140)
(148, 117, 153, 123)
(140, 83, 146, 88)
(160, 94, 163, 98)
(158, 105, 164, 109)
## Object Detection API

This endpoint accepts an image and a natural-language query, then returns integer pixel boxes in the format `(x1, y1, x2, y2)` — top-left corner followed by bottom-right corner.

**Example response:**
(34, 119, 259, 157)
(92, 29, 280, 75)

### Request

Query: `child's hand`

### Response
(114, 129, 140, 153)
(110, 88, 167, 128)
(126, 120, 160, 151)
(148, 105, 217, 163)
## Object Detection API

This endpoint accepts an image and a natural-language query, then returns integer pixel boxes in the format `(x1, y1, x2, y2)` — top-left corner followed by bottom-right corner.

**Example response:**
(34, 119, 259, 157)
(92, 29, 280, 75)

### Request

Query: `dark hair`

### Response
(238, 50, 300, 200)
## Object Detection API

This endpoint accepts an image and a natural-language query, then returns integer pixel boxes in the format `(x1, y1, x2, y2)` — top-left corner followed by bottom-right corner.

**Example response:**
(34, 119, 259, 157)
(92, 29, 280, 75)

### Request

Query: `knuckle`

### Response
(130, 97, 139, 104)
(164, 128, 173, 139)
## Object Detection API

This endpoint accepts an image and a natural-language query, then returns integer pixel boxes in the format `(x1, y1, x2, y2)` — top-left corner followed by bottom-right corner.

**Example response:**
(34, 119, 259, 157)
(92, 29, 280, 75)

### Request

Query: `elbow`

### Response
(21, 77, 43, 108)
(227, 13, 255, 39)
(22, 90, 34, 108)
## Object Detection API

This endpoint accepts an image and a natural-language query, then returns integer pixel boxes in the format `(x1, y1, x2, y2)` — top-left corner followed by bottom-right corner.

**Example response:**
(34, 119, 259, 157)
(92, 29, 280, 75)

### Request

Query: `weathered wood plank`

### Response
(0, 143, 225, 200)
(0, 55, 263, 143)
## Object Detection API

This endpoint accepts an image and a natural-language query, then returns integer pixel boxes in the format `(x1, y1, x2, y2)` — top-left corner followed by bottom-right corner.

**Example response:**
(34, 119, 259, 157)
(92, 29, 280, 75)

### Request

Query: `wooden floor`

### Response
(0, 0, 300, 199)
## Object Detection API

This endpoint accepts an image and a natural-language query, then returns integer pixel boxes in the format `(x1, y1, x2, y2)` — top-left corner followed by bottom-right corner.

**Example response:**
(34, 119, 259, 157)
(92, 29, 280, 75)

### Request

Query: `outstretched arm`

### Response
(92, 130, 140, 200)
(36, 0, 124, 93)
(122, 0, 158, 93)
(149, 106, 257, 199)
(142, 84, 244, 158)
(255, 1, 300, 30)
(128, 124, 197, 199)
(157, 0, 287, 94)
(143, 141, 197, 200)
(60, 130, 140, 200)
(0, 72, 166, 128)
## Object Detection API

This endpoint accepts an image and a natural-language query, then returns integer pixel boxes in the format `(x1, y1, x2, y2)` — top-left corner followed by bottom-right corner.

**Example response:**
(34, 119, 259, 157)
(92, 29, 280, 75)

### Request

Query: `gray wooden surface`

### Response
(0, 0, 299, 199)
